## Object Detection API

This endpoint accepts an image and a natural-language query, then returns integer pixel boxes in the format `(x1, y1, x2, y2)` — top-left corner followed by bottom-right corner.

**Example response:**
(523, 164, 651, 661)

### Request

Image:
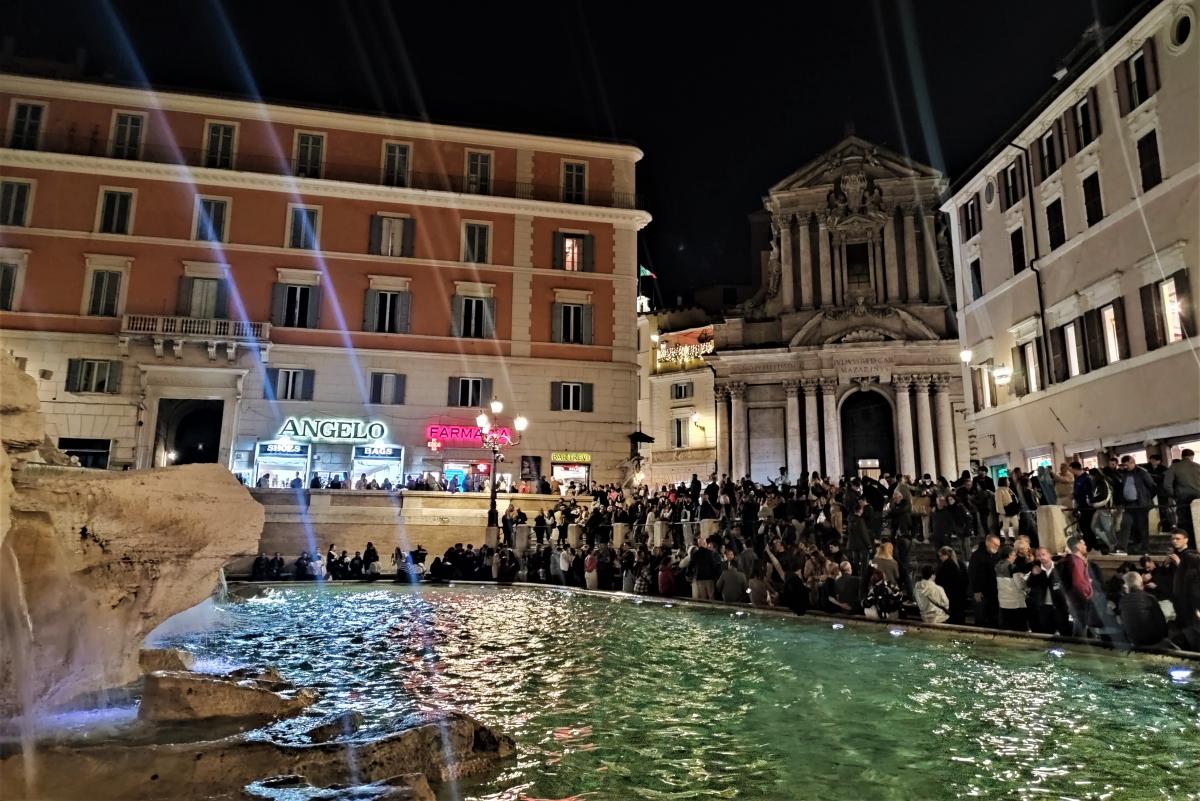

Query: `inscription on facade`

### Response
(833, 357, 892, 383)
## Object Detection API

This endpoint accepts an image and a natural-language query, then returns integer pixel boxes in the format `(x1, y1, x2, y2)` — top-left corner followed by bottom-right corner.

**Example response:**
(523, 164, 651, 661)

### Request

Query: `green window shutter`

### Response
(392, 374, 406, 405)
(176, 277, 194, 317)
(550, 381, 562, 411)
(581, 383, 594, 412)
(581, 304, 593, 345)
(448, 377, 460, 406)
(270, 284, 287, 326)
(551, 232, 565, 268)
(583, 235, 595, 272)
(300, 370, 316, 401)
(65, 359, 82, 392)
(363, 289, 379, 332)
(401, 218, 415, 257)
(306, 285, 322, 329)
(551, 302, 564, 343)
(483, 297, 496, 338)
(396, 291, 411, 333)
(450, 294, 463, 337)
(214, 280, 229, 320)
(107, 361, 123, 394)
(481, 378, 493, 404)
(368, 215, 383, 255)
(369, 373, 385, 404)
(1140, 283, 1164, 351)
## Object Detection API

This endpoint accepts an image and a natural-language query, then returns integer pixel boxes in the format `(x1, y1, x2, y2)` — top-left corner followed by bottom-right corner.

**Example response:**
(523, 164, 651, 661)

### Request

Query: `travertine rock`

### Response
(139, 670, 317, 722)
(245, 773, 435, 801)
(139, 648, 196, 674)
(0, 354, 44, 456)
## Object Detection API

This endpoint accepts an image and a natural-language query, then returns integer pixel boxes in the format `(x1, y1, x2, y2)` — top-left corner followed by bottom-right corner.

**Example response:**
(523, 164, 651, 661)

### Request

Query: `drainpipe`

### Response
(1009, 142, 1052, 387)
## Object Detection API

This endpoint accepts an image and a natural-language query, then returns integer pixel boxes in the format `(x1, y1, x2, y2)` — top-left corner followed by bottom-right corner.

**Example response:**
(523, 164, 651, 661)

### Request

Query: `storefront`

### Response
(350, 444, 405, 487)
(253, 441, 311, 487)
(252, 415, 391, 487)
(551, 451, 592, 491)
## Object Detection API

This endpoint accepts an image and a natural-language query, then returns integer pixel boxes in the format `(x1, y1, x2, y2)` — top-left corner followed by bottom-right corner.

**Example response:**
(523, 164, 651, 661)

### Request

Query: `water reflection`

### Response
(164, 585, 1200, 801)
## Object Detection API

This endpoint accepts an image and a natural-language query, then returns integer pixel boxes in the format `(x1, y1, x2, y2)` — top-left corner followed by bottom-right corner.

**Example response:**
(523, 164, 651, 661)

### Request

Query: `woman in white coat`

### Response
(914, 564, 951, 624)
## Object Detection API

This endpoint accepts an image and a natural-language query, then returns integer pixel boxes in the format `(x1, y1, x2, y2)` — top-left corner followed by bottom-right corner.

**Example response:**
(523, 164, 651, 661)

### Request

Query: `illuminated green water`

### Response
(168, 585, 1200, 801)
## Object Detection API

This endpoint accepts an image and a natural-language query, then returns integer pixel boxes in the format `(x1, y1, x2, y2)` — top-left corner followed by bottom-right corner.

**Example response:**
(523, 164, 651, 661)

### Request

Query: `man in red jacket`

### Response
(1063, 535, 1095, 637)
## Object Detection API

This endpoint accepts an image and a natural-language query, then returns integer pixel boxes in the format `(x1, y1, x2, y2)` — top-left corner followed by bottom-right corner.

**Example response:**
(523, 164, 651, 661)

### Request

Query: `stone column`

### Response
(922, 213, 942, 303)
(914, 375, 937, 478)
(797, 213, 813, 309)
(866, 237, 878, 303)
(817, 219, 832, 307)
(883, 212, 900, 303)
(933, 374, 956, 479)
(839, 242, 850, 306)
(830, 239, 841, 307)
(778, 216, 795, 310)
(893, 374, 916, 479)
(821, 378, 842, 479)
(729, 382, 749, 480)
(784, 379, 803, 480)
(802, 378, 821, 478)
(611, 522, 629, 549)
(903, 208, 920, 303)
(714, 385, 731, 478)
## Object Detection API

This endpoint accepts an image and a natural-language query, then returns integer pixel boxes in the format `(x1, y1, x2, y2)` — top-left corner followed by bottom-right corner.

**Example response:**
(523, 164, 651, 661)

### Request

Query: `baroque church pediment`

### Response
(788, 300, 940, 347)
(768, 135, 943, 195)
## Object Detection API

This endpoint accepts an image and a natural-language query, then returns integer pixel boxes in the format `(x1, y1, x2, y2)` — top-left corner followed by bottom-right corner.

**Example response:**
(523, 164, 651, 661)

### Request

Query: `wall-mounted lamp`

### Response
(691, 411, 706, 433)
(650, 333, 660, 343)
(959, 349, 973, 363)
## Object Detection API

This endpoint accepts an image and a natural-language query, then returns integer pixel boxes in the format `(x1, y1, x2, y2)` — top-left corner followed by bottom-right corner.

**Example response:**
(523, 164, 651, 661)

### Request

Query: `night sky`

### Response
(3, 0, 1141, 299)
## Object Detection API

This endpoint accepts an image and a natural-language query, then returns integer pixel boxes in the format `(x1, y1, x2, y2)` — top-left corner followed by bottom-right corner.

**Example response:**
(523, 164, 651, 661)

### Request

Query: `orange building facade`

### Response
(0, 73, 650, 488)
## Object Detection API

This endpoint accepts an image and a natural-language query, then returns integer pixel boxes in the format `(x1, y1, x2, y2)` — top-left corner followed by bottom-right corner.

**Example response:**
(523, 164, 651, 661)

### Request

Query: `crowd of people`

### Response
(246, 449, 1200, 652)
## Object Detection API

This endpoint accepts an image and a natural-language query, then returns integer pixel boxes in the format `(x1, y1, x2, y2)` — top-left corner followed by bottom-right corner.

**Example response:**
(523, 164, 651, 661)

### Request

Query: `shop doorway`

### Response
(155, 399, 224, 466)
(840, 390, 895, 477)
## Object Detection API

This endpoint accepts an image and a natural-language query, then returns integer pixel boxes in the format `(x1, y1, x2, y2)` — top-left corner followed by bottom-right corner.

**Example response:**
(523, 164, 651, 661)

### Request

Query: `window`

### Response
(294, 133, 324, 178)
(559, 303, 584, 344)
(110, 113, 144, 159)
(970, 363, 997, 412)
(369, 372, 406, 405)
(275, 368, 306, 401)
(1074, 96, 1096, 148)
(463, 223, 490, 263)
(0, 262, 18, 310)
(960, 194, 981, 239)
(188, 278, 222, 318)
(461, 296, 488, 338)
(87, 270, 122, 316)
(204, 122, 236, 168)
(382, 143, 410, 187)
(560, 382, 584, 412)
(454, 377, 484, 408)
(58, 438, 111, 469)
(67, 359, 122, 394)
(564, 235, 584, 271)
(1161, 277, 1185, 343)
(465, 151, 492, 194)
(278, 284, 314, 328)
(195, 197, 228, 242)
(563, 162, 586, 203)
(370, 215, 411, 257)
(1046, 199, 1065, 250)
(1010, 228, 1026, 274)
(1002, 161, 1023, 209)
(553, 232, 593, 271)
(98, 190, 133, 234)
(1101, 303, 1122, 364)
(8, 102, 43, 150)
(1082, 173, 1104, 227)
(1023, 341, 1041, 393)
(1128, 50, 1150, 108)
(288, 206, 319, 249)
(1137, 131, 1162, 191)
(969, 259, 983, 301)
(671, 381, 694, 400)
(1039, 129, 1059, 177)
(0, 180, 30, 226)
(369, 290, 410, 334)
(1143, 273, 1192, 350)
(671, 416, 690, 449)
(1064, 322, 1082, 377)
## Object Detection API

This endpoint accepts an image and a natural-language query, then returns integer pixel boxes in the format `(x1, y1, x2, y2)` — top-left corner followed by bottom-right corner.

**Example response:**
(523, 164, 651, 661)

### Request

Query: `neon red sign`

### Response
(425, 424, 512, 446)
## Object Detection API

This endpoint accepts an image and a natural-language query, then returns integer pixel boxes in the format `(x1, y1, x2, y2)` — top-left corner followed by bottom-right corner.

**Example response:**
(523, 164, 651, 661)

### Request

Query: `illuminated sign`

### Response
(278, 417, 387, 443)
(551, 451, 592, 463)
(353, 445, 403, 460)
(258, 442, 310, 457)
(425, 424, 511, 446)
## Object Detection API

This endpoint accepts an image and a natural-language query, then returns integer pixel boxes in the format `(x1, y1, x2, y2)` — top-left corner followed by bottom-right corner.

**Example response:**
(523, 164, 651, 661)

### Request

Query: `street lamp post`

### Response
(474, 399, 528, 529)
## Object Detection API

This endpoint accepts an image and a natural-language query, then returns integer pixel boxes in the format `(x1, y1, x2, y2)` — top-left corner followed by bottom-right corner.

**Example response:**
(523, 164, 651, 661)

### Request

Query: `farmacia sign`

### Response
(278, 417, 387, 443)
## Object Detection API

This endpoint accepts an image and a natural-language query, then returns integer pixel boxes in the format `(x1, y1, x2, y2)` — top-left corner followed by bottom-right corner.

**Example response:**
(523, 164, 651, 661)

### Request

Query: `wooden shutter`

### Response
(448, 377, 460, 406)
(1143, 36, 1160, 96)
(996, 168, 1008, 210)
(103, 271, 120, 316)
(1014, 155, 1026, 200)
(1173, 268, 1194, 338)
(401, 218, 415, 257)
(551, 302, 564, 343)
(370, 372, 385, 404)
(1140, 282, 1165, 351)
(1031, 137, 1044, 184)
(396, 291, 411, 333)
(970, 367, 983, 412)
(65, 359, 82, 392)
(0, 264, 15, 310)
(214, 280, 229, 319)
(1112, 297, 1130, 359)
(1035, 336, 1050, 388)
(550, 381, 562, 411)
(270, 284, 287, 326)
(391, 374, 406, 405)
(483, 297, 496, 338)
(1048, 326, 1068, 383)
(1115, 60, 1132, 116)
(1072, 318, 1089, 374)
(107, 361, 123, 394)
(305, 285, 322, 329)
(583, 235, 596, 272)
(176, 277, 194, 317)
(363, 289, 379, 332)
(1052, 119, 1066, 167)
(368, 215, 383, 256)
(581, 304, 594, 345)
(450, 294, 463, 337)
(551, 232, 564, 268)
(264, 368, 279, 400)
(1087, 86, 1102, 137)
(481, 378, 493, 404)
(1062, 108, 1078, 158)
(300, 370, 315, 401)
(1083, 310, 1105, 369)
(986, 364, 998, 403)
(581, 383, 594, 412)
(1011, 345, 1027, 397)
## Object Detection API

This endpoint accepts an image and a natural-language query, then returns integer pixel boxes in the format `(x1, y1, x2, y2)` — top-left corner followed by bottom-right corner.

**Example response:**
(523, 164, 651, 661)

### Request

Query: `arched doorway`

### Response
(840, 390, 896, 478)
(154, 399, 224, 466)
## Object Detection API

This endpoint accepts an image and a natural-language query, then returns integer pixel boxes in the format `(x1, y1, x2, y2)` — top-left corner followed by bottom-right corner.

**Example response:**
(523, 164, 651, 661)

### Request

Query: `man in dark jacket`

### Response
(968, 534, 1001, 627)
(1070, 462, 1095, 548)
(1026, 547, 1069, 635)
(1118, 571, 1170, 647)
(1116, 455, 1158, 554)
(1169, 529, 1200, 650)
(930, 495, 958, 550)
(846, 501, 873, 581)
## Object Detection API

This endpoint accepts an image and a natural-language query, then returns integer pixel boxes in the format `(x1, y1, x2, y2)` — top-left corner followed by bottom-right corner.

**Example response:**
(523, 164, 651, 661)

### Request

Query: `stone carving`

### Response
(800, 378, 822, 394)
(838, 327, 889, 343)
(892, 373, 914, 389)
(726, 381, 747, 399)
(819, 376, 839, 392)
(825, 297, 899, 320)
(931, 373, 953, 390)
(782, 379, 801, 397)
(732, 223, 782, 318)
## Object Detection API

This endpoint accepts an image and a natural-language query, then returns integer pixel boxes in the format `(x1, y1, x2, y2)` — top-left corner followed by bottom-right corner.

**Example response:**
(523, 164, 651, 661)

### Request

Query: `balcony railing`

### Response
(122, 314, 270, 341)
(9, 133, 643, 210)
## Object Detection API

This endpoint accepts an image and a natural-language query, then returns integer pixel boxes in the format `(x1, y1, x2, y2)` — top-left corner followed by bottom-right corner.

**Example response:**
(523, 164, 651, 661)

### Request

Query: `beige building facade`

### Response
(943, 1, 1200, 474)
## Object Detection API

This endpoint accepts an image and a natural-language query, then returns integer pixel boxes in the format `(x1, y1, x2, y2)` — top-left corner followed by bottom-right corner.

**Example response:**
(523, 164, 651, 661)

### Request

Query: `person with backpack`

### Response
(863, 568, 905, 620)
(1088, 467, 1114, 554)
(995, 478, 1019, 541)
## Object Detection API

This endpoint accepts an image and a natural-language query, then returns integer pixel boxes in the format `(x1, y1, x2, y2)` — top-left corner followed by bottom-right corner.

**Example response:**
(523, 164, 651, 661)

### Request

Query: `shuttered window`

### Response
(448, 377, 489, 408)
(98, 190, 133, 234)
(87, 270, 121, 316)
(363, 289, 411, 334)
(1137, 131, 1162, 191)
(1082, 173, 1104, 227)
(369, 373, 407, 405)
(1010, 228, 1026, 275)
(195, 197, 228, 242)
(0, 181, 31, 226)
(271, 283, 321, 329)
(1046, 199, 1066, 250)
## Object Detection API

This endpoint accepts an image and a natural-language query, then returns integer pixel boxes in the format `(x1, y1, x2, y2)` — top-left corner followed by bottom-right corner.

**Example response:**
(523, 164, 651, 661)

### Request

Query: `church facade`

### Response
(707, 136, 969, 483)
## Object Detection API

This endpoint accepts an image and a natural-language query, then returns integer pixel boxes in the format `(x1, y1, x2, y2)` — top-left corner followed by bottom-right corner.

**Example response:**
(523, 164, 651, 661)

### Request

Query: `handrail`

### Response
(121, 313, 270, 341)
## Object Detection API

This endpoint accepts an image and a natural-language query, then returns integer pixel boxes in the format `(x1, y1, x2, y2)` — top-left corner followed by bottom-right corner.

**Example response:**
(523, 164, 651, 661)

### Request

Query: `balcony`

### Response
(10, 133, 643, 211)
(119, 314, 270, 362)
